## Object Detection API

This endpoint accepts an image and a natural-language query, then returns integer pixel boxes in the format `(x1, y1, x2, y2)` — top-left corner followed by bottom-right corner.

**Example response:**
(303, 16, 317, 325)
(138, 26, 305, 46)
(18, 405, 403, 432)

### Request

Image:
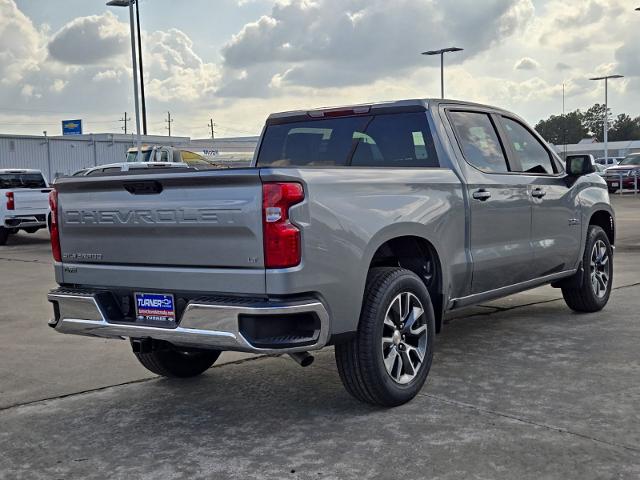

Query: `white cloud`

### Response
(515, 57, 539, 71)
(220, 0, 534, 94)
(0, 0, 45, 84)
(49, 79, 67, 92)
(47, 11, 129, 65)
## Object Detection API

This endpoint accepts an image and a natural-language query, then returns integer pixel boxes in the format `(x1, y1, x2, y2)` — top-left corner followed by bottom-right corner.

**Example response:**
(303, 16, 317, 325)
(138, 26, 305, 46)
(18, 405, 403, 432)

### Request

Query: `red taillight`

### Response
(5, 192, 14, 210)
(262, 182, 304, 268)
(48, 189, 61, 262)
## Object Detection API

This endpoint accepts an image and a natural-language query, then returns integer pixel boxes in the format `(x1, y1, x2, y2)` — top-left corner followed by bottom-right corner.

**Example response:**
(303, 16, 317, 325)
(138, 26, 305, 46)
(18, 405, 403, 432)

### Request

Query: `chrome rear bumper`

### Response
(48, 288, 330, 354)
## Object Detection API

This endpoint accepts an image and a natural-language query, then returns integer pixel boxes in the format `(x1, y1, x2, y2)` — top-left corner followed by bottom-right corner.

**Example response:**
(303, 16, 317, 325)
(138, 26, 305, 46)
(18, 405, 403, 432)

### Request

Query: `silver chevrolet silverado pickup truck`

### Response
(47, 99, 614, 406)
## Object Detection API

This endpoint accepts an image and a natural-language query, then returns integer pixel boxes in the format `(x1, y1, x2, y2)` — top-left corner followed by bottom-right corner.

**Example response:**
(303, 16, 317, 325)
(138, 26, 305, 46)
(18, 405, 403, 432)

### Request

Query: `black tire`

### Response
(608, 188, 618, 194)
(562, 225, 613, 312)
(132, 341, 221, 378)
(335, 267, 435, 407)
(0, 227, 9, 246)
(23, 227, 40, 234)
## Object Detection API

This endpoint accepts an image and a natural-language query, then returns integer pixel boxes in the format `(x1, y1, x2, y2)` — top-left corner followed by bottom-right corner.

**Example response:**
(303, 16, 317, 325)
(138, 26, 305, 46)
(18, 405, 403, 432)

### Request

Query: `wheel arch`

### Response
(363, 230, 446, 333)
(589, 209, 615, 246)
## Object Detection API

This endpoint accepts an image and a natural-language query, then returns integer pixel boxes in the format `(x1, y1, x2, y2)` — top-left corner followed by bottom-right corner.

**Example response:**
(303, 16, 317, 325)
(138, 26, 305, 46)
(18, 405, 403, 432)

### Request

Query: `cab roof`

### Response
(266, 98, 513, 125)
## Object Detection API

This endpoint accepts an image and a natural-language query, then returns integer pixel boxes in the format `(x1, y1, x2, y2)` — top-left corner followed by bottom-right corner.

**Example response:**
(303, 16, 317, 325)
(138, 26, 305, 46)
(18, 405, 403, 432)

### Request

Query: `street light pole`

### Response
(421, 47, 464, 99)
(589, 74, 624, 163)
(135, 0, 148, 135)
(107, 0, 142, 160)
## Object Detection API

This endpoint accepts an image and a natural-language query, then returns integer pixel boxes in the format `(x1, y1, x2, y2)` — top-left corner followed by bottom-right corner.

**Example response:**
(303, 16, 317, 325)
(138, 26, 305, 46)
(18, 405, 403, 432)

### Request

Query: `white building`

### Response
(0, 133, 259, 181)
(554, 140, 640, 159)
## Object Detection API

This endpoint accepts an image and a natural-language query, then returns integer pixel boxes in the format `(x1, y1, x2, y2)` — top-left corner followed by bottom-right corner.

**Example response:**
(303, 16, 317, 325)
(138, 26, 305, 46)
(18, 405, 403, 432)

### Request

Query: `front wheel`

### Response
(132, 341, 221, 378)
(335, 267, 435, 407)
(562, 225, 613, 312)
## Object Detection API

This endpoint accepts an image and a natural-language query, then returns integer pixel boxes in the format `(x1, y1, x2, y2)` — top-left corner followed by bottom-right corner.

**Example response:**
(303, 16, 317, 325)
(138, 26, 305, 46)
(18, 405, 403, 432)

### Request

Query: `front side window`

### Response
(256, 112, 439, 168)
(449, 111, 509, 173)
(501, 117, 555, 174)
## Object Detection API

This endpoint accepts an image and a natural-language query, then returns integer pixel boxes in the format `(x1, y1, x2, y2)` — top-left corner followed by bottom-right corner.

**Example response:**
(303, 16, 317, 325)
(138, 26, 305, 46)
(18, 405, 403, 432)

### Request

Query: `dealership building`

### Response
(0, 133, 259, 181)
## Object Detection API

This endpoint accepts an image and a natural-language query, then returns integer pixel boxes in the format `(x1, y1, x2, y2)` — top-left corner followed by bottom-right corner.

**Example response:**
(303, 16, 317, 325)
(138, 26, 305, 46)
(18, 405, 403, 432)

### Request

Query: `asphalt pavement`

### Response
(0, 196, 639, 479)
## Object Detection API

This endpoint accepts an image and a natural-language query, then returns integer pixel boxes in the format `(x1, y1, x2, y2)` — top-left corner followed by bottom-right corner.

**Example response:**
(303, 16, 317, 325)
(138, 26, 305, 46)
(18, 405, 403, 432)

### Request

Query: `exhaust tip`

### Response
(288, 351, 314, 367)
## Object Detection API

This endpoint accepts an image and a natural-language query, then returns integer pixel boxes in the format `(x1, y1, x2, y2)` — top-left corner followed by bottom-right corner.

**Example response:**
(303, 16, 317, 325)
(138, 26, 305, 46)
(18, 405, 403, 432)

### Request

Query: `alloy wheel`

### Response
(590, 239, 610, 298)
(381, 292, 428, 385)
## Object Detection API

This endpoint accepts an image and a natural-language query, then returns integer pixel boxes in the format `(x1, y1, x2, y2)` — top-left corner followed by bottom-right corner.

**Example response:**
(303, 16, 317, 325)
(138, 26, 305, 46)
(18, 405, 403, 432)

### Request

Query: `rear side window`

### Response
(256, 112, 439, 168)
(449, 111, 509, 173)
(500, 117, 556, 174)
(0, 173, 47, 189)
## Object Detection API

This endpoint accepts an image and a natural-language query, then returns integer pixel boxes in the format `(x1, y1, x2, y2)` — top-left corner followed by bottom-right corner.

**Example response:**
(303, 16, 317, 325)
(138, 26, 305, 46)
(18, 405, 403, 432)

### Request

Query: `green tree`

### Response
(582, 103, 611, 139)
(608, 114, 640, 141)
(535, 110, 587, 145)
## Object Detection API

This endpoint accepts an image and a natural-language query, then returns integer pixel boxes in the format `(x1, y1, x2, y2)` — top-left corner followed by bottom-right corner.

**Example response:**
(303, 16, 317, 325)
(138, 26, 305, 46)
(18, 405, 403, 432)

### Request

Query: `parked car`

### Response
(595, 156, 623, 167)
(47, 99, 614, 407)
(603, 153, 640, 192)
(0, 169, 51, 245)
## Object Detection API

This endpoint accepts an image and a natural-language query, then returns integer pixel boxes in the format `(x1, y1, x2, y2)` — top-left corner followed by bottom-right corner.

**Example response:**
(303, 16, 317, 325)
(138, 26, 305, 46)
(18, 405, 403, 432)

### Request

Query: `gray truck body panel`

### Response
(49, 99, 614, 352)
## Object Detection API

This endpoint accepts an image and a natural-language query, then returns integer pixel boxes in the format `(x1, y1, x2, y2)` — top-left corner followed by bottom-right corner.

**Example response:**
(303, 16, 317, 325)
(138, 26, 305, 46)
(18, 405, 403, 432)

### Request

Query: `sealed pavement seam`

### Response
(0, 354, 273, 413)
(419, 392, 640, 454)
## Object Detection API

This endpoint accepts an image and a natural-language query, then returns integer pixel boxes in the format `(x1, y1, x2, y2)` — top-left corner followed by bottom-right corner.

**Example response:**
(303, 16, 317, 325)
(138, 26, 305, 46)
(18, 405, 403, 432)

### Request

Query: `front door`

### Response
(496, 116, 582, 277)
(447, 110, 534, 294)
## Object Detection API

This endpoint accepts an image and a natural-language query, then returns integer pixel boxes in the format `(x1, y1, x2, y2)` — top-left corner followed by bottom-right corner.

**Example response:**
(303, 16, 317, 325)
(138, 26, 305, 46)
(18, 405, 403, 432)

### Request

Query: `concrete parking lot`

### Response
(1, 197, 639, 479)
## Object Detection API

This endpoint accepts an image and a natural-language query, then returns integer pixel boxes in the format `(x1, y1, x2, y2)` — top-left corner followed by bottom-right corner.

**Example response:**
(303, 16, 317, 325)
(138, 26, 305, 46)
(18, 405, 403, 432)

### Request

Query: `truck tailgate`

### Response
(55, 169, 265, 269)
(13, 189, 51, 211)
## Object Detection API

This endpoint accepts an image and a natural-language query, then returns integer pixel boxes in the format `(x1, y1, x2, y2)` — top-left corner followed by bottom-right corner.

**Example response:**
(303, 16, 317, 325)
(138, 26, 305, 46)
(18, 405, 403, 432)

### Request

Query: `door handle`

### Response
(472, 189, 491, 201)
(531, 188, 546, 198)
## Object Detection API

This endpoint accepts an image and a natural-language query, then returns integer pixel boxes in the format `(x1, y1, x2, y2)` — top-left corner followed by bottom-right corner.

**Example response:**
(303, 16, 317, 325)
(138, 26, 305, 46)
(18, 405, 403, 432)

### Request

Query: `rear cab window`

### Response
(256, 112, 439, 168)
(0, 172, 47, 189)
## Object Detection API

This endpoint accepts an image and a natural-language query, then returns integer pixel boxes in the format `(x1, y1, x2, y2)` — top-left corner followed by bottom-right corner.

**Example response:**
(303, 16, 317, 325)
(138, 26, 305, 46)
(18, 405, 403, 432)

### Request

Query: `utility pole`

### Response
(166, 111, 173, 137)
(209, 118, 215, 139)
(120, 112, 130, 134)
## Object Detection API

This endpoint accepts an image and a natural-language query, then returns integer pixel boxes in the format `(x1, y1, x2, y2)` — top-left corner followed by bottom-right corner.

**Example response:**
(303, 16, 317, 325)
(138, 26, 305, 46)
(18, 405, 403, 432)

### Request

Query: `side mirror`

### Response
(566, 155, 595, 176)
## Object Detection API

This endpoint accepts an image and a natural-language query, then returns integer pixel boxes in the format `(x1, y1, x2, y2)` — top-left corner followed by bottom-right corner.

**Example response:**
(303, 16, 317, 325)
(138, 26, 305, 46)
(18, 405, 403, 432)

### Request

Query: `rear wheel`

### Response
(562, 225, 613, 312)
(0, 227, 9, 245)
(132, 341, 221, 378)
(335, 267, 435, 407)
(23, 227, 40, 234)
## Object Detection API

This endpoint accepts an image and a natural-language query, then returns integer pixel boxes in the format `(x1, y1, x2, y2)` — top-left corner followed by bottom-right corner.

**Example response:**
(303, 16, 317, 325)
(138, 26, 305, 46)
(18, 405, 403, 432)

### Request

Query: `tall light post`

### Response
(135, 0, 148, 135)
(589, 74, 624, 163)
(107, 0, 142, 160)
(421, 47, 463, 99)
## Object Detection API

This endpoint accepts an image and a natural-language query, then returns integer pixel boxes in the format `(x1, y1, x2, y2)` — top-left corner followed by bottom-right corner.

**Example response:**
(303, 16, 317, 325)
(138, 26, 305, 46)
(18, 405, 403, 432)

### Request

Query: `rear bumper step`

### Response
(4, 215, 46, 228)
(48, 288, 330, 354)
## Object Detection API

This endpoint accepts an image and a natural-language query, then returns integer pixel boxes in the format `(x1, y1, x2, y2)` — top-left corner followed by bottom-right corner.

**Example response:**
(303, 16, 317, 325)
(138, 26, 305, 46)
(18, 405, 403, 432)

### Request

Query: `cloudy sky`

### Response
(1, 0, 639, 139)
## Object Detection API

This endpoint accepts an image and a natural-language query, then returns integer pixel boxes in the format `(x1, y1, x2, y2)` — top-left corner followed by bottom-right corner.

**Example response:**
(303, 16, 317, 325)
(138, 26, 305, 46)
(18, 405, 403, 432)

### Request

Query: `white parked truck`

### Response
(0, 169, 51, 245)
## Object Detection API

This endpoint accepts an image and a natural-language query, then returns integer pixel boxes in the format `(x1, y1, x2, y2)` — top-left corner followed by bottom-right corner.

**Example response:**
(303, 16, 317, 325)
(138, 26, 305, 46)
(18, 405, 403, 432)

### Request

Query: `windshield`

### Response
(619, 155, 640, 166)
(0, 173, 47, 189)
(126, 150, 154, 163)
(256, 112, 439, 168)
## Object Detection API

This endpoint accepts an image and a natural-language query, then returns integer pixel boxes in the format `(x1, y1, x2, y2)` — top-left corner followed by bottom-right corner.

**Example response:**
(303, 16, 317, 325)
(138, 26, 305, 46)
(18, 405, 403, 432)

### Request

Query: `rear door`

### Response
(447, 110, 533, 294)
(497, 115, 582, 277)
(56, 169, 265, 269)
